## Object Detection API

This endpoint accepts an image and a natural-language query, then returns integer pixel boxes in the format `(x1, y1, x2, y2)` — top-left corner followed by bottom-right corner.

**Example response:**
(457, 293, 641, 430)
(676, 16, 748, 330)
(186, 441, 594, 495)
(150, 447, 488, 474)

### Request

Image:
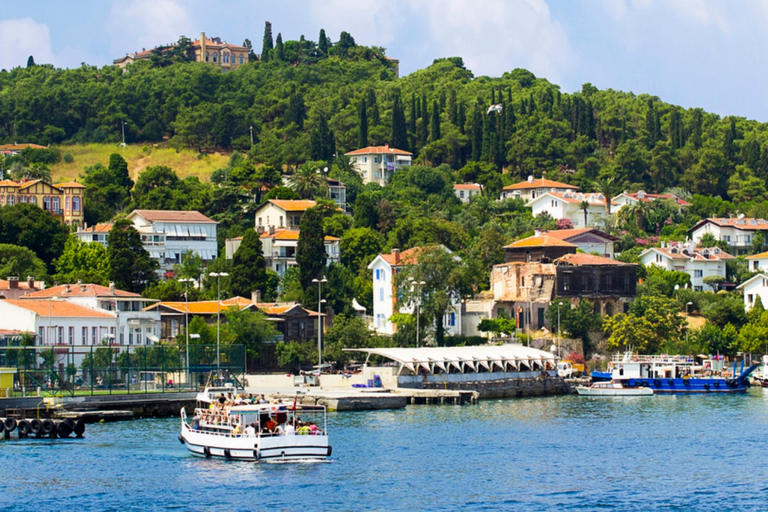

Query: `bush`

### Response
(443, 335, 487, 347)
(62, 152, 74, 163)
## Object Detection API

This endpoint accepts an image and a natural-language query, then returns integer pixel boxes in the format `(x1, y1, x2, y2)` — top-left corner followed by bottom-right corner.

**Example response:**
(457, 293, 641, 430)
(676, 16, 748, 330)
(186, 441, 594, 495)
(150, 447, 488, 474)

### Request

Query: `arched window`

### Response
(213, 52, 218, 62)
(223, 53, 229, 63)
(239, 55, 244, 64)
(205, 52, 209, 62)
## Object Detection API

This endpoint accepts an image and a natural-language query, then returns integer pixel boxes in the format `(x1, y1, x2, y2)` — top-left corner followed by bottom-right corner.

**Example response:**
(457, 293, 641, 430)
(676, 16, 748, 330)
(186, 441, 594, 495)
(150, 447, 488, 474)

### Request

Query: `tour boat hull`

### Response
(576, 382, 654, 396)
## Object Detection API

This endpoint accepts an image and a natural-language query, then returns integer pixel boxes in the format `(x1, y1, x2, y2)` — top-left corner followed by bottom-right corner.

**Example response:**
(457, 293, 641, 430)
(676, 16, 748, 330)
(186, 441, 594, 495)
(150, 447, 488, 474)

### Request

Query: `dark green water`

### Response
(2, 389, 768, 511)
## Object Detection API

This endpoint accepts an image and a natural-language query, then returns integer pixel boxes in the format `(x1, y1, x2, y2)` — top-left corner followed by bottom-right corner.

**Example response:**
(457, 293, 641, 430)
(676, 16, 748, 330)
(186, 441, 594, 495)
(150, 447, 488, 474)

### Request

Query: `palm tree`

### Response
(334, 154, 360, 178)
(287, 163, 328, 199)
(579, 200, 590, 228)
(592, 176, 624, 217)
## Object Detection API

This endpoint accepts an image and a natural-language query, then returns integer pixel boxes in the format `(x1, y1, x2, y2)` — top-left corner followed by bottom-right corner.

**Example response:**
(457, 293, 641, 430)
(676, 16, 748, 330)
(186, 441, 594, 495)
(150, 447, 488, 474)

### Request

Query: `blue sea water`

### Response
(2, 389, 768, 511)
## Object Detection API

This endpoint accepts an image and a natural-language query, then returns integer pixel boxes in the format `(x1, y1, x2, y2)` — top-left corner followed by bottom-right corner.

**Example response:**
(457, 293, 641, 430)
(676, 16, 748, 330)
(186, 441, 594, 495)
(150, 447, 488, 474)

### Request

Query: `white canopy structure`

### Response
(348, 344, 557, 376)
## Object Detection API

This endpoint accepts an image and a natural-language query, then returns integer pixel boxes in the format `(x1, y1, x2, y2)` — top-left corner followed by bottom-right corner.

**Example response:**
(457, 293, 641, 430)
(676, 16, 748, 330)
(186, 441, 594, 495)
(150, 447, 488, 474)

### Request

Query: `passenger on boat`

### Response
(233, 423, 242, 436)
(244, 423, 256, 437)
(298, 424, 311, 435)
(265, 417, 277, 432)
(308, 422, 323, 435)
(258, 394, 268, 404)
(285, 422, 295, 435)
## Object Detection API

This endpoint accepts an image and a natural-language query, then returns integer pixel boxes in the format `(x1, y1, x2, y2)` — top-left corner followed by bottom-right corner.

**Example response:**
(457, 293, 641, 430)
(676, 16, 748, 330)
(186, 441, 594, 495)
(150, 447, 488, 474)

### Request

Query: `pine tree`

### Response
(458, 101, 466, 134)
(275, 33, 284, 61)
(448, 89, 458, 126)
(26, 55, 35, 68)
(286, 92, 306, 130)
(471, 105, 483, 161)
(409, 93, 417, 137)
(230, 229, 268, 298)
(419, 94, 428, 147)
(390, 91, 408, 151)
(262, 21, 274, 62)
(430, 100, 441, 142)
(318, 29, 328, 55)
(358, 97, 369, 148)
(367, 89, 379, 126)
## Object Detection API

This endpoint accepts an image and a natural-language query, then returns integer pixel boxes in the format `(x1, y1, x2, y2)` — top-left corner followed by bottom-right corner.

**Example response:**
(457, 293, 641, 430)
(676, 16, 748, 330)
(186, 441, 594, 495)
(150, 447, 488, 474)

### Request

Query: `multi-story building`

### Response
(737, 274, 768, 311)
(367, 247, 462, 337)
(500, 176, 578, 202)
(612, 190, 692, 213)
(527, 191, 616, 228)
(75, 222, 113, 247)
(638, 241, 733, 291)
(345, 145, 412, 186)
(114, 33, 249, 71)
(0, 178, 85, 226)
(20, 283, 160, 346)
(536, 228, 618, 259)
(454, 183, 483, 203)
(688, 216, 768, 256)
(254, 200, 318, 232)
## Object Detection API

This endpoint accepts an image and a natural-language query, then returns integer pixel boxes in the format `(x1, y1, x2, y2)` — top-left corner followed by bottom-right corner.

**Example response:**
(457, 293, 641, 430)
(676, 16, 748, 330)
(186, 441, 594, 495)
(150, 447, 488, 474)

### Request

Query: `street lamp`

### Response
(409, 278, 427, 348)
(312, 277, 327, 366)
(249, 125, 254, 147)
(179, 278, 194, 388)
(557, 301, 564, 358)
(685, 302, 694, 347)
(210, 272, 228, 380)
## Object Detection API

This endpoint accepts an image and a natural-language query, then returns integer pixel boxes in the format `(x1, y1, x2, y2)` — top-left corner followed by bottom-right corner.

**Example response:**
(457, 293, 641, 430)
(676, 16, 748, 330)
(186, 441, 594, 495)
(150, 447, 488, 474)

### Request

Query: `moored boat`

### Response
(610, 354, 757, 394)
(576, 381, 654, 396)
(179, 388, 331, 462)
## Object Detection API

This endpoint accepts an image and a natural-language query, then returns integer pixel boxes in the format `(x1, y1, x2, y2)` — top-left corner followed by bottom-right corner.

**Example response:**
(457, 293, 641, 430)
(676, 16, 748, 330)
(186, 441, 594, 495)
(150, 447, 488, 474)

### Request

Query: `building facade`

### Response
(500, 176, 578, 202)
(254, 200, 317, 232)
(527, 192, 616, 228)
(345, 145, 412, 186)
(454, 183, 483, 203)
(114, 32, 249, 71)
(688, 216, 768, 256)
(737, 274, 768, 311)
(0, 179, 85, 226)
(639, 242, 733, 291)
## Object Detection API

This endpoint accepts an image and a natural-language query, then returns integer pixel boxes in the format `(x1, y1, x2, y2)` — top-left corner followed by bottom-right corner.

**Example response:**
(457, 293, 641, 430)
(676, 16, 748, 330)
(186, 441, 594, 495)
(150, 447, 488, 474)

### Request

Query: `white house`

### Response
(20, 283, 161, 346)
(747, 251, 768, 273)
(526, 192, 617, 229)
(638, 241, 733, 291)
(126, 210, 218, 272)
(367, 247, 461, 338)
(737, 273, 768, 311)
(75, 222, 113, 247)
(226, 229, 341, 277)
(500, 176, 577, 202)
(453, 183, 483, 203)
(0, 299, 118, 369)
(688, 216, 768, 256)
(345, 144, 412, 186)
(254, 200, 318, 232)
(612, 190, 692, 213)
(537, 228, 618, 258)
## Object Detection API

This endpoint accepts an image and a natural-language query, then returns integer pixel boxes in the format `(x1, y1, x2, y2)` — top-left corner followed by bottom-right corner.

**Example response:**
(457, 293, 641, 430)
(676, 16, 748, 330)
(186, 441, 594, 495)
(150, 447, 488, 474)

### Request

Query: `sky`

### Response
(2, 1, 768, 121)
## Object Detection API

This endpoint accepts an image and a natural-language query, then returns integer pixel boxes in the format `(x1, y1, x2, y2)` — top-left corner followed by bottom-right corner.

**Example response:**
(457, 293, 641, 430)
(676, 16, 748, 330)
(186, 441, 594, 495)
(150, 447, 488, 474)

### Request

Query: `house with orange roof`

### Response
(538, 228, 618, 258)
(74, 222, 113, 247)
(747, 251, 768, 273)
(527, 191, 618, 228)
(0, 276, 45, 300)
(21, 282, 160, 345)
(639, 241, 733, 291)
(688, 216, 768, 255)
(453, 183, 483, 203)
(0, 178, 85, 226)
(254, 199, 319, 232)
(737, 273, 768, 311)
(612, 190, 692, 212)
(345, 144, 412, 185)
(114, 32, 249, 71)
(367, 247, 462, 337)
(500, 175, 578, 202)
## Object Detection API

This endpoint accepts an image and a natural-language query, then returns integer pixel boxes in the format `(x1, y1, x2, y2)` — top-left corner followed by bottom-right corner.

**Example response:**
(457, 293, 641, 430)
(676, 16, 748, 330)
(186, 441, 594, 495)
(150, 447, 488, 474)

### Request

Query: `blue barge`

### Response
(610, 354, 757, 393)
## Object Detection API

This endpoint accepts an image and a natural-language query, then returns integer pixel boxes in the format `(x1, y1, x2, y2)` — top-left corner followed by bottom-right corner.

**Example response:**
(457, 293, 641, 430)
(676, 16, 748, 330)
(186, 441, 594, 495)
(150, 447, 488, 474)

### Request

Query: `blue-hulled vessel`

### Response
(609, 353, 757, 393)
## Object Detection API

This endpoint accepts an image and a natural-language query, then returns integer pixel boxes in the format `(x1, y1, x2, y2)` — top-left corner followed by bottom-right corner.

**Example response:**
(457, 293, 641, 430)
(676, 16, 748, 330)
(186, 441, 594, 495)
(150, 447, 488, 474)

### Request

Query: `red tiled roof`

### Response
(56, 180, 86, 189)
(131, 210, 216, 223)
(0, 179, 19, 187)
(267, 200, 317, 212)
(79, 223, 113, 233)
(345, 145, 412, 156)
(617, 191, 692, 207)
(541, 228, 619, 242)
(454, 183, 482, 190)
(0, 279, 43, 291)
(505, 236, 577, 249)
(503, 178, 578, 191)
(696, 217, 768, 231)
(22, 283, 141, 299)
(0, 143, 46, 151)
(379, 246, 438, 266)
(647, 244, 734, 261)
(555, 253, 630, 266)
(260, 229, 339, 242)
(150, 297, 256, 315)
(6, 299, 116, 318)
(533, 191, 619, 206)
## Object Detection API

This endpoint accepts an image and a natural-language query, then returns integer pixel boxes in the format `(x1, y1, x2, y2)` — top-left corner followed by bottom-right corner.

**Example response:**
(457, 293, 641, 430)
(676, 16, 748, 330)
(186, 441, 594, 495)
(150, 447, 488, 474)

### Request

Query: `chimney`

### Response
(7, 276, 18, 289)
(392, 248, 400, 264)
(200, 32, 206, 62)
(251, 290, 262, 304)
(534, 229, 542, 237)
(65, 284, 70, 293)
(27, 276, 34, 289)
(109, 281, 115, 295)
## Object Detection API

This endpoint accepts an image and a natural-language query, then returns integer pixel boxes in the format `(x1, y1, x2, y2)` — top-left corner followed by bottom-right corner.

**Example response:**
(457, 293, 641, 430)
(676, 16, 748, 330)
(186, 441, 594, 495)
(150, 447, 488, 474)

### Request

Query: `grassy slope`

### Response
(49, 144, 230, 183)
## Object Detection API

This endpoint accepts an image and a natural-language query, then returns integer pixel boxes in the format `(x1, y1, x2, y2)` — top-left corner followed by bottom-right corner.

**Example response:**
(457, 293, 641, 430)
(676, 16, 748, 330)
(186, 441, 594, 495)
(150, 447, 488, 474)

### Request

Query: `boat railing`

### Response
(189, 407, 328, 438)
(611, 354, 695, 364)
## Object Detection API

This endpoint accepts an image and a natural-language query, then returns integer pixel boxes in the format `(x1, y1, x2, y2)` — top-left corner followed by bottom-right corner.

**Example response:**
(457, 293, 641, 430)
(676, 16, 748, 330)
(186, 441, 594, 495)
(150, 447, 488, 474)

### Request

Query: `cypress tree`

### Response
(262, 21, 274, 61)
(318, 28, 328, 55)
(286, 92, 306, 130)
(390, 91, 408, 150)
(230, 229, 268, 298)
(458, 101, 466, 134)
(358, 98, 369, 148)
(107, 219, 157, 293)
(419, 95, 428, 147)
(275, 33, 284, 61)
(430, 100, 441, 142)
(471, 105, 483, 161)
(367, 89, 379, 126)
(26, 55, 35, 67)
(311, 114, 335, 161)
(409, 93, 417, 136)
(448, 89, 458, 126)
(297, 207, 327, 290)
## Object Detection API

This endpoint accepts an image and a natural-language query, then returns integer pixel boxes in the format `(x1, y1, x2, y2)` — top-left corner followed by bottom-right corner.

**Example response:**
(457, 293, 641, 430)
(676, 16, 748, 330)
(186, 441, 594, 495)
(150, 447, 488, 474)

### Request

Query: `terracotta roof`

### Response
(260, 229, 339, 242)
(378, 247, 431, 266)
(18, 179, 43, 190)
(78, 223, 113, 234)
(0, 143, 46, 151)
(151, 297, 256, 315)
(616, 191, 692, 207)
(0, 179, 19, 187)
(56, 180, 86, 189)
(540, 228, 619, 242)
(531, 191, 618, 206)
(748, 251, 768, 260)
(505, 236, 577, 249)
(131, 210, 216, 223)
(345, 145, 412, 156)
(0, 279, 43, 291)
(266, 200, 317, 212)
(646, 244, 734, 261)
(503, 178, 578, 191)
(454, 183, 482, 191)
(22, 283, 141, 299)
(555, 253, 631, 266)
(693, 217, 768, 231)
(6, 299, 116, 318)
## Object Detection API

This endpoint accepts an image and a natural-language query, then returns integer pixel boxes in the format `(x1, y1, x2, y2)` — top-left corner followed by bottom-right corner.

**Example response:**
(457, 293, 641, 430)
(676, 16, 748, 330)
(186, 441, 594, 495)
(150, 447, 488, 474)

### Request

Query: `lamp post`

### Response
(210, 272, 228, 380)
(685, 301, 694, 347)
(121, 121, 126, 147)
(179, 278, 194, 388)
(409, 278, 427, 348)
(557, 301, 564, 358)
(312, 277, 327, 366)
(249, 125, 254, 147)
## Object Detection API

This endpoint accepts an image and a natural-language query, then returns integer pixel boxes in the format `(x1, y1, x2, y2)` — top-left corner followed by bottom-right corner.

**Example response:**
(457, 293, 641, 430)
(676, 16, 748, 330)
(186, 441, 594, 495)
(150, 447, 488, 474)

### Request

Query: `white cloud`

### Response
(108, 0, 195, 56)
(418, 0, 572, 83)
(0, 18, 56, 70)
(308, 0, 399, 47)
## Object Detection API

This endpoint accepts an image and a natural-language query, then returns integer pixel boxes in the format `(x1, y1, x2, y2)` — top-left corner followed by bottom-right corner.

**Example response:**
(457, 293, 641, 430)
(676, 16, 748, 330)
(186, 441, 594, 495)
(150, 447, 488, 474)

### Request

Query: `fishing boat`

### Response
(576, 381, 654, 397)
(609, 353, 757, 394)
(750, 355, 768, 387)
(179, 389, 331, 462)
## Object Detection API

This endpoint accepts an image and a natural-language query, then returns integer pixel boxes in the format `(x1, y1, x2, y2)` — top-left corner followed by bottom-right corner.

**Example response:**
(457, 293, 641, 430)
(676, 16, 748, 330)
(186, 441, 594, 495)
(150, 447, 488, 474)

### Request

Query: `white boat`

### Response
(179, 389, 331, 462)
(576, 381, 654, 397)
